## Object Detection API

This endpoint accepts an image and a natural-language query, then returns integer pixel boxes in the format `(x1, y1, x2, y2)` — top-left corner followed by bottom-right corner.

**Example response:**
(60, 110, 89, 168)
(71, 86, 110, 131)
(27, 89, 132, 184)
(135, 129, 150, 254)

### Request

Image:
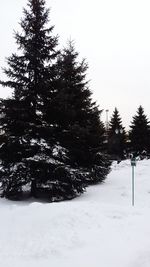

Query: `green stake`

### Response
(131, 157, 136, 206)
(132, 165, 135, 206)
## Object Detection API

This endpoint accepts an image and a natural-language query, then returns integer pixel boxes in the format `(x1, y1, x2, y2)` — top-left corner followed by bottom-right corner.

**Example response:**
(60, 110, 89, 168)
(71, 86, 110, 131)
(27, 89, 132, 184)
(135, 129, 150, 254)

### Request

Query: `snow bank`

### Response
(0, 159, 150, 267)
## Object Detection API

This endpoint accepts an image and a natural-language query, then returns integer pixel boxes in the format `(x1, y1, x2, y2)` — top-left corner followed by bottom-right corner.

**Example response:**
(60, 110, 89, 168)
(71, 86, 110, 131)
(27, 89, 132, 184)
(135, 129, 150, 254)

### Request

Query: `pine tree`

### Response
(0, 0, 84, 200)
(129, 105, 150, 156)
(108, 108, 126, 160)
(48, 41, 110, 184)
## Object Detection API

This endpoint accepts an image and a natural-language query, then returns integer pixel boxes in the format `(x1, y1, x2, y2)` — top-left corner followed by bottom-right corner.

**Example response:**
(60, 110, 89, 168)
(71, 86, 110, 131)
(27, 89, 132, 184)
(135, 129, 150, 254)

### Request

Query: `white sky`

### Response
(0, 0, 150, 129)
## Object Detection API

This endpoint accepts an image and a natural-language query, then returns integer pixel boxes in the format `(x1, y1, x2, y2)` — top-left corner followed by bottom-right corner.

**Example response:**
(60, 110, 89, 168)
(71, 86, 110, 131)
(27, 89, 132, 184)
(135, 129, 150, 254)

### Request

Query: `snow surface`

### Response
(0, 159, 150, 267)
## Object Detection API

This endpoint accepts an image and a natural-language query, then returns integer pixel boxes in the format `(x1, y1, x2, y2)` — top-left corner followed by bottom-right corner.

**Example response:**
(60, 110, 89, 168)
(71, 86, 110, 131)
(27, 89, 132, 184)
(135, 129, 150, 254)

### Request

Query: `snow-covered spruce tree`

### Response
(46, 41, 110, 184)
(0, 0, 84, 200)
(129, 105, 150, 156)
(108, 108, 126, 160)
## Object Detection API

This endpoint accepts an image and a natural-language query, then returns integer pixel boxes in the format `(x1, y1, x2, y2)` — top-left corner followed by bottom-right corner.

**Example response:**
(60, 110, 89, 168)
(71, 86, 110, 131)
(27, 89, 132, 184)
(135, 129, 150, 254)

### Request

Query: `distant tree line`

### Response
(0, 0, 110, 201)
(106, 105, 150, 160)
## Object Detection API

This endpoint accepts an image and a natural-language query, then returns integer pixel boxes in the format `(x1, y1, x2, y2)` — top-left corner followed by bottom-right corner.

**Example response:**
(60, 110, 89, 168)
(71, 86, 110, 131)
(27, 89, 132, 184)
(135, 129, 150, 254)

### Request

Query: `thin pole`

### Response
(132, 166, 134, 206)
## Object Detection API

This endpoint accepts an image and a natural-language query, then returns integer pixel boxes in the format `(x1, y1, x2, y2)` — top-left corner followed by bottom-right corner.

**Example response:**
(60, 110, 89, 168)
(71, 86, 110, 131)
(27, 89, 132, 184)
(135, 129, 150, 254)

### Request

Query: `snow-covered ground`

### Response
(1, 159, 150, 267)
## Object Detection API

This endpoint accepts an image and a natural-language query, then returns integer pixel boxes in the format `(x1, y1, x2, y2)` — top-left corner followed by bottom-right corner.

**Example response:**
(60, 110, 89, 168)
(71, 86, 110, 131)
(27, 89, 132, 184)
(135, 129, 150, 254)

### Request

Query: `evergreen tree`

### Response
(48, 41, 110, 184)
(0, 0, 84, 200)
(129, 105, 150, 155)
(108, 108, 126, 159)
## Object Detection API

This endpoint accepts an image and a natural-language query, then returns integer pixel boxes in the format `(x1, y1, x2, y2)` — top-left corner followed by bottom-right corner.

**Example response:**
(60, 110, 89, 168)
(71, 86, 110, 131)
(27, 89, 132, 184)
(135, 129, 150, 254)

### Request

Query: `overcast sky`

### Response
(0, 0, 150, 129)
